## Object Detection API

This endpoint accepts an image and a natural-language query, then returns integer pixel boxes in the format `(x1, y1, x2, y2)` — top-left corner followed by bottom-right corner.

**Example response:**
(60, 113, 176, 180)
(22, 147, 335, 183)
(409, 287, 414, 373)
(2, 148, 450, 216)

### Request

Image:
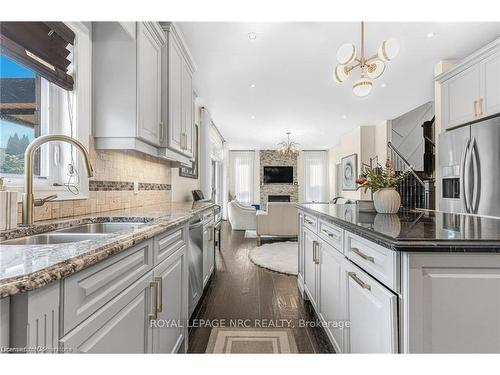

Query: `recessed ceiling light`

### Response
(342, 114, 347, 119)
(380, 83, 387, 88)
(251, 115, 256, 120)
(426, 32, 435, 39)
(248, 32, 257, 40)
(250, 83, 256, 88)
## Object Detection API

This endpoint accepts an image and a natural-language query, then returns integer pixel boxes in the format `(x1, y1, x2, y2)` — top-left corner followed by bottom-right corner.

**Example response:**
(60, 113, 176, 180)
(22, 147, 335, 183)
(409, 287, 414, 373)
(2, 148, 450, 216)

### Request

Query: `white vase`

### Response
(373, 188, 401, 214)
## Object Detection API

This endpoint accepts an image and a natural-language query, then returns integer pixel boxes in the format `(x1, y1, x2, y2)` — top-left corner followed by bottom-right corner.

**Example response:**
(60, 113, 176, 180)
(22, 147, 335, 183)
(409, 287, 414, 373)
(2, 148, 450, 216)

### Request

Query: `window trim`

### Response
(2, 22, 91, 202)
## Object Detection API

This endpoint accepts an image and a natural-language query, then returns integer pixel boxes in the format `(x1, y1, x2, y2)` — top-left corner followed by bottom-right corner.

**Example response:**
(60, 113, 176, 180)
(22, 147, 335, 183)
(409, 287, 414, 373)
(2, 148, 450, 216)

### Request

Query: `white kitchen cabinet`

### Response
(137, 22, 163, 146)
(317, 240, 346, 353)
(93, 22, 168, 157)
(345, 261, 398, 353)
(162, 23, 196, 159)
(151, 245, 188, 354)
(60, 272, 153, 353)
(438, 38, 500, 130)
(441, 65, 480, 130)
(303, 227, 319, 309)
(403, 252, 500, 353)
(480, 50, 500, 117)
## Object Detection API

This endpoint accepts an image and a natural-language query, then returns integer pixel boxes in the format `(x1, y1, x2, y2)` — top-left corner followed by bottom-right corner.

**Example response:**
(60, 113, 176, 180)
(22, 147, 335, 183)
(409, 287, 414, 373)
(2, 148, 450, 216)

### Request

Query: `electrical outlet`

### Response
(134, 181, 139, 195)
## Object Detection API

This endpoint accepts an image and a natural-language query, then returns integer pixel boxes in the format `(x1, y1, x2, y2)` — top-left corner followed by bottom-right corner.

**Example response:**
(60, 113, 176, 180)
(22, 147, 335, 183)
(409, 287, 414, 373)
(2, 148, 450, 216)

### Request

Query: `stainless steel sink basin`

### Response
(55, 222, 146, 234)
(2, 233, 108, 245)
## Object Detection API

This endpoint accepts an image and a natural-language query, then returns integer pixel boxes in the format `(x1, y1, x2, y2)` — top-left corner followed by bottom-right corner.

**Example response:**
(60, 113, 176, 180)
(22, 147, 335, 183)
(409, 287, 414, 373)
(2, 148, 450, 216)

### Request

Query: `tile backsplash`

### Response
(17, 138, 172, 222)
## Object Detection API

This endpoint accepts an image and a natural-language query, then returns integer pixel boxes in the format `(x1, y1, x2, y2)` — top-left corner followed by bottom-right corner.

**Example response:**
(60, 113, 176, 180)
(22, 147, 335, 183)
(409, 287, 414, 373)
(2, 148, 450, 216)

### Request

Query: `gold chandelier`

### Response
(277, 132, 300, 155)
(333, 22, 399, 97)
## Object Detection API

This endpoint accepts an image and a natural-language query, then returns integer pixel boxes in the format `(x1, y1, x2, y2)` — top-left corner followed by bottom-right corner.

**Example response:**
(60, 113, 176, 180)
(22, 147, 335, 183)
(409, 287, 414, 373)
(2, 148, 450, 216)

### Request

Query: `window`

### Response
(231, 151, 254, 204)
(303, 151, 328, 203)
(0, 22, 91, 199)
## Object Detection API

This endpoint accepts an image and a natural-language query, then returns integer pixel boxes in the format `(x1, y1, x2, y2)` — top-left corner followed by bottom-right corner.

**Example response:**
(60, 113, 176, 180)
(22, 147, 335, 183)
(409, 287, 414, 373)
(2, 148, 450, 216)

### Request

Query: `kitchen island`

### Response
(297, 203, 500, 354)
(0, 201, 216, 353)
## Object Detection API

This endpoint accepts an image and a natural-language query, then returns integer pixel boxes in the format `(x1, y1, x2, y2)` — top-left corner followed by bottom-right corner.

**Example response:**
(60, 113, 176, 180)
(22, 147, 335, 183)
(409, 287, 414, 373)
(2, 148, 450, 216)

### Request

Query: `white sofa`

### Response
(227, 200, 257, 231)
(256, 202, 298, 237)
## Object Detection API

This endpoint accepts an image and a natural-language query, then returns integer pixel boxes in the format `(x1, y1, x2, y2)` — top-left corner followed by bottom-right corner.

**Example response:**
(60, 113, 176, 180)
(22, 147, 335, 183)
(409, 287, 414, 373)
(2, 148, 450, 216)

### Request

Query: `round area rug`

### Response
(248, 241, 298, 275)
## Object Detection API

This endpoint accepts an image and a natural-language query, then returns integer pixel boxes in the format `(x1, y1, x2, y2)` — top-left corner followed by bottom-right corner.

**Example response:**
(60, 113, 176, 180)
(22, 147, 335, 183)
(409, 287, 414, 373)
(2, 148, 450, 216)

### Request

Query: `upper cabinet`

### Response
(161, 23, 197, 159)
(438, 38, 500, 130)
(93, 22, 166, 155)
(93, 22, 197, 165)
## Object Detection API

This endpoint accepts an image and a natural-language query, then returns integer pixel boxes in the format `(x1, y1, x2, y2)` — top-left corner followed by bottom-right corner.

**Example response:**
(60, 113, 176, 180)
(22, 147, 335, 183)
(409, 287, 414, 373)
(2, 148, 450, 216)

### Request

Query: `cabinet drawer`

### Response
(62, 240, 153, 334)
(344, 231, 399, 292)
(303, 213, 318, 232)
(318, 219, 343, 252)
(154, 226, 186, 265)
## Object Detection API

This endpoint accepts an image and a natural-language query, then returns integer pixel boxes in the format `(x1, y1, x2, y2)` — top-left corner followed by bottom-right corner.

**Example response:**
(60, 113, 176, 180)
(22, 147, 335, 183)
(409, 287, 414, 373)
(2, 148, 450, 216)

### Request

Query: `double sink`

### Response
(2, 222, 146, 245)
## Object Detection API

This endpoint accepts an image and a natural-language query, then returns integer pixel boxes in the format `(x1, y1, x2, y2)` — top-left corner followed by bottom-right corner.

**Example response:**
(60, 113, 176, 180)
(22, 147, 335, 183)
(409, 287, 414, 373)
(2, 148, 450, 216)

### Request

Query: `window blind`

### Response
(0, 22, 75, 91)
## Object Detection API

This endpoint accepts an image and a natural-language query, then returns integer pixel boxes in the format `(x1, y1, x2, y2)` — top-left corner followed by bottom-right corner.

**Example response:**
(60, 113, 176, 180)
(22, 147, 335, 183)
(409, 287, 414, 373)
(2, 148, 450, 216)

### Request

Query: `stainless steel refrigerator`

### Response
(439, 115, 500, 216)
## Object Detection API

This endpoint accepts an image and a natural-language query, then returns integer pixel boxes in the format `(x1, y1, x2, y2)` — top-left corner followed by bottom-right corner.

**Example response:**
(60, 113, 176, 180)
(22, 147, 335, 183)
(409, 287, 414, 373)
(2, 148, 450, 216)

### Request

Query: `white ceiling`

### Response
(177, 22, 500, 150)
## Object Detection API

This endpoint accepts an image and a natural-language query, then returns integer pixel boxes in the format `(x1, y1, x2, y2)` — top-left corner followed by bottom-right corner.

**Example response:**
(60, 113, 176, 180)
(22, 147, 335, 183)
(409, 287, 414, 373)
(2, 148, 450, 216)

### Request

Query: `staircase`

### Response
(387, 141, 435, 210)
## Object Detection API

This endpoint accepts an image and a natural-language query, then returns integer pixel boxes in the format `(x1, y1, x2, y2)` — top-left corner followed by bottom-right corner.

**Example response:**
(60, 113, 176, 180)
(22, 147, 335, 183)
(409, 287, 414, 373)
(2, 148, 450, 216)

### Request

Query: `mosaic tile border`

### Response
(89, 180, 171, 192)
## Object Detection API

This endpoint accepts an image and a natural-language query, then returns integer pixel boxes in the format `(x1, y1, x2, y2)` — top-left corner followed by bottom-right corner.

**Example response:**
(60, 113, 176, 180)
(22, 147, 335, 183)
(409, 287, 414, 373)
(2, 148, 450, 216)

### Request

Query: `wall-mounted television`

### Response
(263, 166, 293, 184)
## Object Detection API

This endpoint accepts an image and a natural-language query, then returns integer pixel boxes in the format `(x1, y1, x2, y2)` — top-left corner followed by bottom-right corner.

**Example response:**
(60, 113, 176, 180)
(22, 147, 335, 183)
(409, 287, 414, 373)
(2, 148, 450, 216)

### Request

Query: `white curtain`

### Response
(303, 151, 328, 203)
(231, 151, 254, 204)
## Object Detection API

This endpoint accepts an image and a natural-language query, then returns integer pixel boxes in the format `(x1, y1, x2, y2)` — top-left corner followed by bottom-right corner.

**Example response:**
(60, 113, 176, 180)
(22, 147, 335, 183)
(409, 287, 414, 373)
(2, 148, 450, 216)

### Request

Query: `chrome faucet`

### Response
(22, 134, 94, 226)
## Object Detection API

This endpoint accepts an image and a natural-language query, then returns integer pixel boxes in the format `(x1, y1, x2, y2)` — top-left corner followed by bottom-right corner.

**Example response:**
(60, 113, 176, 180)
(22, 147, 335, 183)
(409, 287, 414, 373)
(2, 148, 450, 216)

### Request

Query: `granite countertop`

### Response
(298, 203, 500, 252)
(0, 201, 216, 298)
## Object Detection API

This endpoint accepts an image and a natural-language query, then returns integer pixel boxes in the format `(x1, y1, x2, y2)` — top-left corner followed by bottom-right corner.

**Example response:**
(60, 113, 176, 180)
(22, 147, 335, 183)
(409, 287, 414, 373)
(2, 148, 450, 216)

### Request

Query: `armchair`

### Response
(227, 200, 257, 231)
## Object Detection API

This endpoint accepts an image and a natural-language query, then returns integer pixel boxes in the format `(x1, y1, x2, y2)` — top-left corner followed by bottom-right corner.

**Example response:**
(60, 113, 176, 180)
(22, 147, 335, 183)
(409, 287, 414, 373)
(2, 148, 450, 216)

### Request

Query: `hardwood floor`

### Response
(188, 221, 334, 353)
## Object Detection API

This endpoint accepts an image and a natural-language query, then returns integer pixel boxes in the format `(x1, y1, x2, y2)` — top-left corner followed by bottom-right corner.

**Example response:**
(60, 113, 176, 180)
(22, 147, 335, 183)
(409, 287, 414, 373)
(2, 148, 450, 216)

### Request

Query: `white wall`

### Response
(328, 123, 388, 201)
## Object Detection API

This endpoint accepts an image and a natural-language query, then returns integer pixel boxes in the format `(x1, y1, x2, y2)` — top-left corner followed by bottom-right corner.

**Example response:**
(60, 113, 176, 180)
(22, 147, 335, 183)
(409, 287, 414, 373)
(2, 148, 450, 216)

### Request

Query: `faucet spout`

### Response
(22, 134, 94, 226)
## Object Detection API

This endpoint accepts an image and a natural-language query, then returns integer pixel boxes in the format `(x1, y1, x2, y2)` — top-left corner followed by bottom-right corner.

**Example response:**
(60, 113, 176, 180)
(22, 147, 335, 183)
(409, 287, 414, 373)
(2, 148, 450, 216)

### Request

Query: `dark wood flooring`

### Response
(188, 221, 334, 353)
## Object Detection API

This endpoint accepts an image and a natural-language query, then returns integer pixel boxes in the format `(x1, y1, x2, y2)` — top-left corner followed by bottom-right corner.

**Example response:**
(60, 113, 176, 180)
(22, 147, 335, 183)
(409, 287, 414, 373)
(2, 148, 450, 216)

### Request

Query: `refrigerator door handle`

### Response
(461, 138, 471, 213)
(471, 138, 481, 214)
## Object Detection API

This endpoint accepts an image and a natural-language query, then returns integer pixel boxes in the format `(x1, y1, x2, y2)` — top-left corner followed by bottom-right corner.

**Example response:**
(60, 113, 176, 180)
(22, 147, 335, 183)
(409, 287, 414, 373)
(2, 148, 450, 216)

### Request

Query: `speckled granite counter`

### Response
(299, 203, 500, 252)
(0, 201, 215, 298)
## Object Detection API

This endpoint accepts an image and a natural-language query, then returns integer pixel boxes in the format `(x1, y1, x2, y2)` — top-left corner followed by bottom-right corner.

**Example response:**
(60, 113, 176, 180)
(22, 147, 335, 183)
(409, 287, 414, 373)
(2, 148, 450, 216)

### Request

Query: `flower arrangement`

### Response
(356, 159, 413, 194)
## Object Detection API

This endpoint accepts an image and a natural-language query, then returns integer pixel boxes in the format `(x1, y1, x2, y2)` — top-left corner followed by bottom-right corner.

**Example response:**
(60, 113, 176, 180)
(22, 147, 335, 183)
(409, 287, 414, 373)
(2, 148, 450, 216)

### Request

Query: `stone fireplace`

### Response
(260, 150, 298, 205)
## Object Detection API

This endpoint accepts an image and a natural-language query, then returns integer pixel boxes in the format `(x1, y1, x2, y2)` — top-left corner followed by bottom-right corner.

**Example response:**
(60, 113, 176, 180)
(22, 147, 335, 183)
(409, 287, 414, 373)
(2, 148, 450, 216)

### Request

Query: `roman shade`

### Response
(0, 22, 75, 90)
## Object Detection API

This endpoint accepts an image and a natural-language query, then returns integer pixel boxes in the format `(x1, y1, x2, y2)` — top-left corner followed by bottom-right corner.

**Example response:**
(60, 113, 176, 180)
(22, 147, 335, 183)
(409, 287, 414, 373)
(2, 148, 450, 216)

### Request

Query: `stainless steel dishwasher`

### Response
(188, 217, 204, 318)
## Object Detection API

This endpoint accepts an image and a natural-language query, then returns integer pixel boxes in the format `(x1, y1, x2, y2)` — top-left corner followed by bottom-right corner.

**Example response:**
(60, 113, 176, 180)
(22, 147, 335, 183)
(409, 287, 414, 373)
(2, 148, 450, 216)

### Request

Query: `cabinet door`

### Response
(60, 272, 153, 353)
(137, 23, 162, 146)
(303, 228, 318, 309)
(152, 246, 188, 353)
(345, 262, 398, 353)
(318, 241, 346, 353)
(181, 65, 194, 158)
(167, 37, 184, 154)
(442, 65, 480, 130)
(208, 224, 215, 276)
(480, 50, 500, 117)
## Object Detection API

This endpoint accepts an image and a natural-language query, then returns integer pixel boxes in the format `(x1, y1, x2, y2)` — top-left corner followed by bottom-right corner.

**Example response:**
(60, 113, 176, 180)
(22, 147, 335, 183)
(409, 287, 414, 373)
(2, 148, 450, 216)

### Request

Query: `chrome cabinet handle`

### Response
(312, 240, 320, 264)
(305, 218, 314, 225)
(473, 100, 478, 117)
(348, 272, 371, 291)
(148, 280, 158, 320)
(350, 247, 375, 263)
(154, 276, 162, 313)
(478, 98, 484, 116)
(321, 228, 339, 239)
(159, 122, 164, 143)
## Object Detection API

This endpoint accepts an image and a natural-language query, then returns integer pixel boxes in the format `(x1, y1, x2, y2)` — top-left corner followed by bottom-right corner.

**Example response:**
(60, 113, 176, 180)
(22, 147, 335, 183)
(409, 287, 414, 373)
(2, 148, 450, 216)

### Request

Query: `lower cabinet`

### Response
(151, 245, 188, 354)
(345, 261, 398, 353)
(302, 227, 319, 309)
(60, 272, 154, 353)
(317, 240, 346, 353)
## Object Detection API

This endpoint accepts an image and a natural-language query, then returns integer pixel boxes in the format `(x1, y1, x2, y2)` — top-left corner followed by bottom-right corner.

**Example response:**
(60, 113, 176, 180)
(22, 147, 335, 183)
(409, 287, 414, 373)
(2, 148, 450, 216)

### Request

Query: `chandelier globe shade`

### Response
(378, 38, 400, 61)
(352, 76, 373, 97)
(333, 65, 349, 83)
(367, 60, 386, 79)
(336, 43, 356, 65)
